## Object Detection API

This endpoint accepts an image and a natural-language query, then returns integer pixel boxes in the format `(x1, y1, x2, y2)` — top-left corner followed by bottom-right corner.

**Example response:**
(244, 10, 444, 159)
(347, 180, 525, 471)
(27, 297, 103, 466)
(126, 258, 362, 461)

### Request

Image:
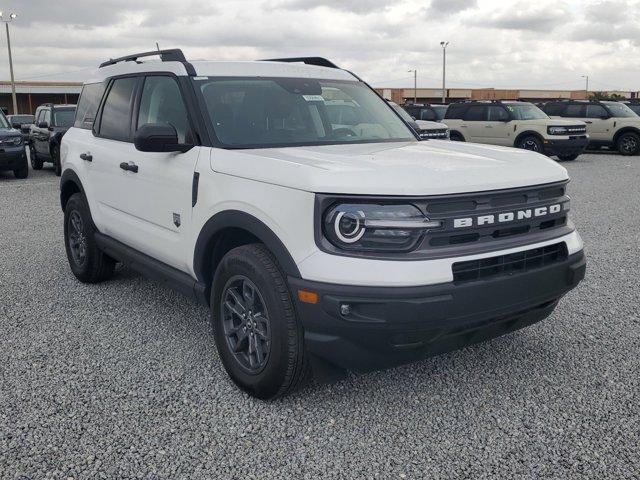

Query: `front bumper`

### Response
(289, 250, 586, 372)
(0, 146, 27, 171)
(543, 136, 589, 157)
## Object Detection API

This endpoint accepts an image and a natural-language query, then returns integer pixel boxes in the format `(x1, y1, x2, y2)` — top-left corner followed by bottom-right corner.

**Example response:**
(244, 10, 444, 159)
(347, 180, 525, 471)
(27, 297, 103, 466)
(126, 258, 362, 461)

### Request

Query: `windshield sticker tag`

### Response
(302, 95, 325, 102)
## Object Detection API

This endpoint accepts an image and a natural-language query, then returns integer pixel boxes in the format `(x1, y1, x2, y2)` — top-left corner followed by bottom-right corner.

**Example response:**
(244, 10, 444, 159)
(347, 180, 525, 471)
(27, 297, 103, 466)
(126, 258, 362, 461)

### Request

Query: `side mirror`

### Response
(38, 121, 48, 128)
(134, 123, 191, 153)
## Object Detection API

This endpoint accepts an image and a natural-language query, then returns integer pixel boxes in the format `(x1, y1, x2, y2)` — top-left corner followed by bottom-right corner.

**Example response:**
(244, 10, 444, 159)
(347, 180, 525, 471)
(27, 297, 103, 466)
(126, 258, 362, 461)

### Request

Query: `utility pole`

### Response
(0, 12, 18, 114)
(581, 75, 589, 98)
(407, 69, 417, 103)
(440, 41, 449, 104)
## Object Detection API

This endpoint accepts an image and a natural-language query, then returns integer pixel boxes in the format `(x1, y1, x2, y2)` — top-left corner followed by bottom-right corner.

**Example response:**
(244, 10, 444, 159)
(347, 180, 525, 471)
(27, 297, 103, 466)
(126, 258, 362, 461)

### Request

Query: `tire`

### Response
(30, 144, 43, 170)
(616, 132, 640, 156)
(557, 153, 579, 161)
(516, 135, 544, 153)
(64, 193, 115, 283)
(211, 243, 310, 400)
(449, 132, 465, 142)
(52, 145, 62, 176)
(13, 159, 28, 179)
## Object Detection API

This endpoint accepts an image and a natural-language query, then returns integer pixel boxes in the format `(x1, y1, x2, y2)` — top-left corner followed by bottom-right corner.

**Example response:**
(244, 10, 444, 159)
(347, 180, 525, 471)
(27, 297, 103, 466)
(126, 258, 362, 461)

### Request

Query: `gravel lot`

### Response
(1, 153, 638, 479)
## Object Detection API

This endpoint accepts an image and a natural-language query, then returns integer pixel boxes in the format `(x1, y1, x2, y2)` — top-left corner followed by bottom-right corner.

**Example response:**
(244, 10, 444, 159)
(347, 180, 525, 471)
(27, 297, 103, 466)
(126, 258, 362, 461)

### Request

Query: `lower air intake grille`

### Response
(452, 242, 568, 283)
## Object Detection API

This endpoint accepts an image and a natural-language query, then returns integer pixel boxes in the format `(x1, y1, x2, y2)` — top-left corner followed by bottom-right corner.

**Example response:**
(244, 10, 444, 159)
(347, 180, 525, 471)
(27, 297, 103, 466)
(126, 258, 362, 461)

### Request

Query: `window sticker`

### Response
(302, 95, 325, 102)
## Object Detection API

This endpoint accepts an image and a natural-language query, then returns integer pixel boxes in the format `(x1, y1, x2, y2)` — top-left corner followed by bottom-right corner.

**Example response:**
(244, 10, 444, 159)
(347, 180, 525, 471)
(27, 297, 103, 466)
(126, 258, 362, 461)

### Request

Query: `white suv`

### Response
(60, 50, 586, 399)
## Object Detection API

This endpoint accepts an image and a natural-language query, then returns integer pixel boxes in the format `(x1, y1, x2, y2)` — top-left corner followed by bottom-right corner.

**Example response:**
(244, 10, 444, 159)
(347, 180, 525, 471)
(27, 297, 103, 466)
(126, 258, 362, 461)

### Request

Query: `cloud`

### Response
(1, 0, 639, 91)
(275, 0, 398, 13)
(476, 2, 570, 32)
(425, 0, 478, 16)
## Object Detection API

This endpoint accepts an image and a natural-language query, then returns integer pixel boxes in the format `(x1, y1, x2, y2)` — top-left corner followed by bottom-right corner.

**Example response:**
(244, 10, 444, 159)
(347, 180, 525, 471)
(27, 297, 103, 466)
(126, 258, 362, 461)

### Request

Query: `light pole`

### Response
(440, 41, 449, 104)
(407, 69, 417, 104)
(0, 12, 18, 115)
(581, 75, 589, 98)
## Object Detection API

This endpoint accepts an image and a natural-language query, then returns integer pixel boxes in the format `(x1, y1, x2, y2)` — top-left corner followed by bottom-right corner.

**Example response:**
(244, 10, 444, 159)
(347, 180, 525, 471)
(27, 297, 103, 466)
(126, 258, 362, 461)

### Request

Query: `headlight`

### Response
(548, 126, 568, 135)
(323, 203, 442, 252)
(10, 136, 22, 146)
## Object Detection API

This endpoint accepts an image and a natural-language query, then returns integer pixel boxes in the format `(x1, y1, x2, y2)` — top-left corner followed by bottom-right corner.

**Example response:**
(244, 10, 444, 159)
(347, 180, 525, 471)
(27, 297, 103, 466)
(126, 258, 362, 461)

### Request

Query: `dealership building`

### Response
(0, 81, 82, 115)
(376, 87, 640, 104)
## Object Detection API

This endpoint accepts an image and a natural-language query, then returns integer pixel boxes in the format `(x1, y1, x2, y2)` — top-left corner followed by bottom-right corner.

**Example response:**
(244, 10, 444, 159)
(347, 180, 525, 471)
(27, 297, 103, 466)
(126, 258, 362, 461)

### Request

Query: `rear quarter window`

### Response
(74, 82, 107, 129)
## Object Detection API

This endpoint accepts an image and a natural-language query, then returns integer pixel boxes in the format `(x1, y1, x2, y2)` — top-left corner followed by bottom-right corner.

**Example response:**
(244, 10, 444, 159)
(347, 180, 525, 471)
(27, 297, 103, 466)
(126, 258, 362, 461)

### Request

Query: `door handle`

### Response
(80, 152, 92, 162)
(485, 125, 493, 128)
(585, 121, 593, 124)
(460, 124, 468, 128)
(119, 161, 138, 173)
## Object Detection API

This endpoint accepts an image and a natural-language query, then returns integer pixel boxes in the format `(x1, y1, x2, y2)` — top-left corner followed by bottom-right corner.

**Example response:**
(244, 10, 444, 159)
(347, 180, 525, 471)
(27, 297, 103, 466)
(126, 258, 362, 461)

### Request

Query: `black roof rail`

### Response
(260, 57, 340, 69)
(99, 48, 196, 75)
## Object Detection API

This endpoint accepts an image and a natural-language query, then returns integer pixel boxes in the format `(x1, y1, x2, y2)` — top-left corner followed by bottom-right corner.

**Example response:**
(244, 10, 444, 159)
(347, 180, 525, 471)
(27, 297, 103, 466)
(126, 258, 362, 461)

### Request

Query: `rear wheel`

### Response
(30, 144, 43, 170)
(211, 244, 310, 399)
(516, 135, 543, 153)
(64, 193, 115, 283)
(52, 145, 62, 176)
(616, 132, 640, 156)
(557, 153, 579, 161)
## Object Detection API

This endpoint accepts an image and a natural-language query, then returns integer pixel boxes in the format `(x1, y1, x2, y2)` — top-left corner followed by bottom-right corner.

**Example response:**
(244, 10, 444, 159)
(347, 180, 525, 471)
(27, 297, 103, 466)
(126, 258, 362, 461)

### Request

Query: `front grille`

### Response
(422, 182, 571, 251)
(420, 129, 448, 139)
(452, 242, 568, 283)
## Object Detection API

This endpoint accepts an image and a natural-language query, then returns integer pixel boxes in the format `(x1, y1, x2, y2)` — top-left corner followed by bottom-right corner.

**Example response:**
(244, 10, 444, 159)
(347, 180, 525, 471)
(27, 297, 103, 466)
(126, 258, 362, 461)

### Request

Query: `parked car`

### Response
(444, 100, 589, 161)
(403, 103, 448, 122)
(7, 114, 35, 143)
(620, 100, 640, 116)
(388, 101, 449, 140)
(29, 103, 76, 176)
(0, 110, 28, 179)
(60, 50, 585, 399)
(540, 100, 640, 156)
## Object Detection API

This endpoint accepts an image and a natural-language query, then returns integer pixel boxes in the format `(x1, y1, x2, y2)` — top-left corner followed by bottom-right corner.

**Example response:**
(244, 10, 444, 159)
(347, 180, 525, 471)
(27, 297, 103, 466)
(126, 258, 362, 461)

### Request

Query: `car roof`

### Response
(85, 59, 357, 84)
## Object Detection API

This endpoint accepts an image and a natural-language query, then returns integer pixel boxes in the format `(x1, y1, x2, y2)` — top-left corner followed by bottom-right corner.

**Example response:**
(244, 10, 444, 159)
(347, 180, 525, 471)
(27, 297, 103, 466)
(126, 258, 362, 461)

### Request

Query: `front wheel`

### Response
(617, 132, 640, 156)
(13, 160, 28, 179)
(557, 153, 579, 161)
(516, 135, 544, 153)
(52, 145, 62, 176)
(30, 144, 43, 170)
(449, 132, 465, 142)
(64, 193, 115, 283)
(211, 244, 310, 400)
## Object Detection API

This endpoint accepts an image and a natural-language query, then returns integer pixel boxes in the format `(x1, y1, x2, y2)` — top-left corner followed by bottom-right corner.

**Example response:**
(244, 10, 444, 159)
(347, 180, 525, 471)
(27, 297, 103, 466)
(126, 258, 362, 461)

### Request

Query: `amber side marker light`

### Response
(298, 289, 319, 304)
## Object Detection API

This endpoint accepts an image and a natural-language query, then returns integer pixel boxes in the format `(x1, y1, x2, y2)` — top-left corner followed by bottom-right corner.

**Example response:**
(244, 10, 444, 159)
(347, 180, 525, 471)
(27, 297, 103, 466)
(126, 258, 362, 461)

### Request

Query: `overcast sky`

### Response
(2, 0, 639, 91)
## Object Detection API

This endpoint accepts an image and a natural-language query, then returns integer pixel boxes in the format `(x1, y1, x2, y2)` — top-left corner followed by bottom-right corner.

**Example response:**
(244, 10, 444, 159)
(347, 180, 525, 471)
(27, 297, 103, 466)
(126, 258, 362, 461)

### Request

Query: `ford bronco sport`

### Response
(541, 100, 640, 156)
(60, 50, 586, 399)
(388, 101, 449, 140)
(30, 104, 77, 176)
(445, 100, 589, 161)
(0, 110, 28, 179)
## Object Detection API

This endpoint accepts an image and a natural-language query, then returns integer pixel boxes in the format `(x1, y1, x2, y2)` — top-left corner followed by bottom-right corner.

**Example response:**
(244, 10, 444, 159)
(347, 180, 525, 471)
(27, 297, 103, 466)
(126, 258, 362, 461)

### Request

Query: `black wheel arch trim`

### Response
(193, 209, 301, 286)
(613, 127, 640, 143)
(60, 169, 86, 211)
(514, 131, 545, 148)
(449, 130, 466, 141)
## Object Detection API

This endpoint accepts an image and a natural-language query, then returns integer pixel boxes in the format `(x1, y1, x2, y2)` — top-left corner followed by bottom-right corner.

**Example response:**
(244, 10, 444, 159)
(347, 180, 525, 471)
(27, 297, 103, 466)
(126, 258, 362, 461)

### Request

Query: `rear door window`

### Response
(98, 77, 138, 142)
(463, 106, 487, 121)
(563, 104, 585, 117)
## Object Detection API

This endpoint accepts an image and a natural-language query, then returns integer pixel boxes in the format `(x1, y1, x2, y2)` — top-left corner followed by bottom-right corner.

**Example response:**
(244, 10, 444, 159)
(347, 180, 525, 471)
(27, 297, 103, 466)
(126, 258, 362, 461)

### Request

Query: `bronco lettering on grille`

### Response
(453, 204, 563, 228)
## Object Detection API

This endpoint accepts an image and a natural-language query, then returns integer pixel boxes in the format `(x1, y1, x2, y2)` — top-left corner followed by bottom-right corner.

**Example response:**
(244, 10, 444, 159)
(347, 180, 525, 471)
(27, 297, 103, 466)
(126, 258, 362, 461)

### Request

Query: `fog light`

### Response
(340, 304, 351, 316)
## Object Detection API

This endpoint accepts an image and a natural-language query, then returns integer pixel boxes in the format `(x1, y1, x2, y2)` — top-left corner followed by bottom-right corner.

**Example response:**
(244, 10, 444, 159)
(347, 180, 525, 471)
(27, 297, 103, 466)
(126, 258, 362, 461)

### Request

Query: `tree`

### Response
(589, 91, 626, 101)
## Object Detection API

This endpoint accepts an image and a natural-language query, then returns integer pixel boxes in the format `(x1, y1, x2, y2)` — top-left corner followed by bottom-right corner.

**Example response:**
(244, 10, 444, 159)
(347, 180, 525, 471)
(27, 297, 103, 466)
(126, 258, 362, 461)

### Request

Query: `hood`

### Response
(210, 141, 568, 196)
(520, 118, 587, 127)
(0, 127, 22, 138)
(415, 119, 446, 130)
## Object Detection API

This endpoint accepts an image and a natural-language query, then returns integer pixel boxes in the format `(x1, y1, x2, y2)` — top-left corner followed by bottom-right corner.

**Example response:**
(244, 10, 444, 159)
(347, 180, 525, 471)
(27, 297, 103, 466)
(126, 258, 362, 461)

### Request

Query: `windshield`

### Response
(603, 102, 638, 118)
(9, 115, 34, 124)
(54, 109, 76, 127)
(195, 77, 416, 148)
(505, 103, 549, 120)
(431, 105, 447, 121)
(389, 102, 416, 124)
